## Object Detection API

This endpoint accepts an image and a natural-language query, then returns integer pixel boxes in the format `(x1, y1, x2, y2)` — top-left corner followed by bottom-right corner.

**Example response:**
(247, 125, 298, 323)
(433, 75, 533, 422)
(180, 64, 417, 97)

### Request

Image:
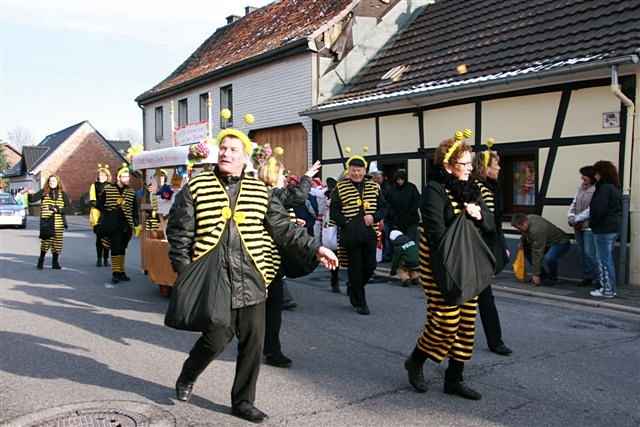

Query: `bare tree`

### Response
(8, 126, 35, 149)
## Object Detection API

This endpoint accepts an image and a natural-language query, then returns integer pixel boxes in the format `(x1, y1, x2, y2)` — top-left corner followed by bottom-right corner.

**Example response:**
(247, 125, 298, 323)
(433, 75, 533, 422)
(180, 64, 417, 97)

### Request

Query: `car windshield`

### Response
(0, 194, 17, 205)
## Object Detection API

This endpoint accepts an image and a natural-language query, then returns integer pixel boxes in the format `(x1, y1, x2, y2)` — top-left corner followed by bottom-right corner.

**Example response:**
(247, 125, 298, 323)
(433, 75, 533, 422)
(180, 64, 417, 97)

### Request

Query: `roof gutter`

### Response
(136, 38, 310, 105)
(301, 54, 640, 118)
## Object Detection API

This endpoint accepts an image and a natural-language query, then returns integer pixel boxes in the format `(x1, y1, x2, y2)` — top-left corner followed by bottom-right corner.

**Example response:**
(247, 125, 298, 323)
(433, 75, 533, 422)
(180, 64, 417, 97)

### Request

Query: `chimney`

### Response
(226, 15, 241, 25)
(245, 6, 257, 15)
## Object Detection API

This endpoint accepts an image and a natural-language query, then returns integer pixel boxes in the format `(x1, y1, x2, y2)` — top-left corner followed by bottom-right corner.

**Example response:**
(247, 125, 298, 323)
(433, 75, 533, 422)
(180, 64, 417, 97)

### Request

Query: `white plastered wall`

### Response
(379, 113, 419, 154)
(334, 118, 376, 155)
(423, 104, 474, 148)
(562, 86, 621, 137)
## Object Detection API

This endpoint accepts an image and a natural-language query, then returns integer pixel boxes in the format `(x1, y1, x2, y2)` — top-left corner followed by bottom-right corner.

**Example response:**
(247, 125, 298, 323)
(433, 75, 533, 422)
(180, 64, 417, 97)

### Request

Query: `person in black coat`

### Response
(471, 147, 512, 356)
(404, 133, 494, 400)
(589, 160, 622, 299)
(386, 169, 420, 243)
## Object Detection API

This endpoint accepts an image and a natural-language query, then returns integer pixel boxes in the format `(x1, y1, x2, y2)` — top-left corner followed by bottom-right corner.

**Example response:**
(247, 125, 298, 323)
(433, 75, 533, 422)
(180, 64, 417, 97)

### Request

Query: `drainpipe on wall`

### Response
(610, 65, 638, 287)
(138, 104, 146, 151)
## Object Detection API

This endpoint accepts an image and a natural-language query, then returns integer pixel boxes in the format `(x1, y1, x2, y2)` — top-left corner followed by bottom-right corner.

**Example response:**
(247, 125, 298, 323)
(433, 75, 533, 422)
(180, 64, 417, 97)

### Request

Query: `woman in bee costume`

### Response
(330, 152, 384, 315)
(97, 163, 141, 284)
(89, 164, 112, 267)
(31, 175, 70, 269)
(404, 131, 494, 400)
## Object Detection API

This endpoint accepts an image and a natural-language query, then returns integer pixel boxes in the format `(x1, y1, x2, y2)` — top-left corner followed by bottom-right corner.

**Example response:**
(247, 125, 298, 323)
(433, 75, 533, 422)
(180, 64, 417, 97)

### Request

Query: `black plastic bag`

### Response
(165, 250, 230, 332)
(433, 215, 496, 305)
(39, 217, 55, 240)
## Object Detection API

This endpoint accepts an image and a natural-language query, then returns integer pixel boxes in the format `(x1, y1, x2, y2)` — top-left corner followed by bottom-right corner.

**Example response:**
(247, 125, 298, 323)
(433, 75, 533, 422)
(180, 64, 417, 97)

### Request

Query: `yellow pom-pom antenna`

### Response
(486, 137, 495, 148)
(454, 130, 464, 141)
(220, 108, 232, 120)
(344, 146, 352, 154)
(362, 145, 369, 153)
(463, 128, 473, 139)
(274, 146, 284, 157)
(243, 113, 255, 125)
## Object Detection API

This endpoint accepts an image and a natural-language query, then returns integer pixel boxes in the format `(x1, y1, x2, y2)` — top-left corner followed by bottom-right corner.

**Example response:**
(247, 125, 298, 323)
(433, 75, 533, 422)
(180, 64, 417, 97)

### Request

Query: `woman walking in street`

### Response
(589, 161, 622, 299)
(30, 175, 70, 270)
(89, 164, 111, 267)
(471, 146, 512, 356)
(404, 132, 494, 400)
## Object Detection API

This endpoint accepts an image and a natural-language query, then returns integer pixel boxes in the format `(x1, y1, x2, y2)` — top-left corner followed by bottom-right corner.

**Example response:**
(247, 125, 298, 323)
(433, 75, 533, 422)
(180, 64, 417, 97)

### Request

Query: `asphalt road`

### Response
(1, 222, 639, 426)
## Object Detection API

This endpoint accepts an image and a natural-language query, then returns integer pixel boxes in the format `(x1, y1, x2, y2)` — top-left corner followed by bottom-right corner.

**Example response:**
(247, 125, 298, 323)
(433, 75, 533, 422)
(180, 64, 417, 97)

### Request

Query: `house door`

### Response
(249, 124, 308, 176)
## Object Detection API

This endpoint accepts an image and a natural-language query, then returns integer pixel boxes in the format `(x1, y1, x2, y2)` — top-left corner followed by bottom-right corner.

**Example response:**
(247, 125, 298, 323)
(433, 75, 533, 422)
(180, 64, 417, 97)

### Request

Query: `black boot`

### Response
(37, 251, 45, 270)
(404, 347, 428, 393)
(175, 376, 194, 402)
(52, 253, 61, 270)
(232, 401, 268, 423)
(103, 249, 110, 267)
(119, 272, 131, 281)
(444, 359, 481, 400)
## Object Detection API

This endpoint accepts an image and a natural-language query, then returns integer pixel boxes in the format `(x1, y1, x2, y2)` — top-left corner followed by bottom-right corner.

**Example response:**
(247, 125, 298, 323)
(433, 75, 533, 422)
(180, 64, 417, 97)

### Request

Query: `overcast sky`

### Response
(0, 0, 273, 144)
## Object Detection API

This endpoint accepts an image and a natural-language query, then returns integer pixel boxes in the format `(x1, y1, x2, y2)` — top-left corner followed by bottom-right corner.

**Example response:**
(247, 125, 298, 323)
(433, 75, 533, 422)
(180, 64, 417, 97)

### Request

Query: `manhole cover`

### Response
(2, 401, 175, 427)
(30, 410, 141, 427)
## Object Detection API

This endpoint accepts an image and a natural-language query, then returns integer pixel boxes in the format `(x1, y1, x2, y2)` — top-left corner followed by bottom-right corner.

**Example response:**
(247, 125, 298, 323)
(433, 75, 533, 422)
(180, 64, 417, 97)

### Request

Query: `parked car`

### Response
(0, 192, 27, 228)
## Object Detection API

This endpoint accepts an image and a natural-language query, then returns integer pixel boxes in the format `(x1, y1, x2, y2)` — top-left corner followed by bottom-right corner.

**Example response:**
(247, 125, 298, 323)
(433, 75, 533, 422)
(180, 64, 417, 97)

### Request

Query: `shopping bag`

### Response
(165, 250, 230, 332)
(433, 215, 496, 305)
(322, 225, 338, 250)
(512, 246, 526, 281)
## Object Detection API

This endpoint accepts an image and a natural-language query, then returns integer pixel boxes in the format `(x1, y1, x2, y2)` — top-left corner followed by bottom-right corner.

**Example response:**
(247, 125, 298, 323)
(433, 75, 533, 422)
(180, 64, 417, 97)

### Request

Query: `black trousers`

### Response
(110, 229, 131, 256)
(345, 236, 377, 308)
(478, 285, 504, 350)
(264, 277, 284, 356)
(179, 302, 266, 406)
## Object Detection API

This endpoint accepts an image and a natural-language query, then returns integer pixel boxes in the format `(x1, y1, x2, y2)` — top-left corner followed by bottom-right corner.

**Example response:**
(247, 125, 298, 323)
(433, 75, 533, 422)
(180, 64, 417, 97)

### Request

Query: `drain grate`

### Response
(3, 401, 176, 427)
(28, 410, 142, 427)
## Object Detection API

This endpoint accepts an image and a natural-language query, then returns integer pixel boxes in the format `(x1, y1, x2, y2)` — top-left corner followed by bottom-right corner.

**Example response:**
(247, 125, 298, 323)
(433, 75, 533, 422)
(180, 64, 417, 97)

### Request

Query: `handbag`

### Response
(512, 246, 526, 281)
(433, 214, 496, 305)
(321, 225, 338, 250)
(39, 216, 55, 240)
(165, 250, 230, 332)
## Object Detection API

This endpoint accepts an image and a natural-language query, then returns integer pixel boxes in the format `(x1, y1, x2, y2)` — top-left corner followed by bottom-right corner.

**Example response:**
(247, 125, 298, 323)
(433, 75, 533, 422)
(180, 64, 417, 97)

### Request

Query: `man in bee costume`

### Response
(97, 163, 141, 284)
(89, 164, 112, 267)
(166, 123, 338, 423)
(330, 154, 384, 315)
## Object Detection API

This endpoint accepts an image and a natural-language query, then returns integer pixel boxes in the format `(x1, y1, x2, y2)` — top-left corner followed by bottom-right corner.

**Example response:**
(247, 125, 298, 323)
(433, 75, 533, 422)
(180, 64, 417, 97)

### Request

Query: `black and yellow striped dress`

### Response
(40, 191, 67, 254)
(144, 192, 160, 231)
(416, 190, 478, 363)
(99, 183, 138, 273)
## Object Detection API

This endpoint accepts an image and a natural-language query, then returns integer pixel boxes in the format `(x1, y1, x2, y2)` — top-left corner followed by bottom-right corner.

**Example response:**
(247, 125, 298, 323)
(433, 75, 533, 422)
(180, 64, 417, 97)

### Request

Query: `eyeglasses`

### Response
(454, 161, 473, 168)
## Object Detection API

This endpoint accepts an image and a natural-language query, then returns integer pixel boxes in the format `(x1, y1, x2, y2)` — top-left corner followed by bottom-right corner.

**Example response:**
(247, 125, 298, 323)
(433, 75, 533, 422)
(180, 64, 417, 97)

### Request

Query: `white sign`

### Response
(174, 122, 209, 146)
(603, 112, 620, 129)
(132, 146, 189, 170)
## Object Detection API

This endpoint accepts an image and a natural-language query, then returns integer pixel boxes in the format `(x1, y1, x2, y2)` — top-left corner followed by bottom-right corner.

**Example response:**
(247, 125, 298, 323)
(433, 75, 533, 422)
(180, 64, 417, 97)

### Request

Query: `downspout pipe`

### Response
(610, 65, 637, 287)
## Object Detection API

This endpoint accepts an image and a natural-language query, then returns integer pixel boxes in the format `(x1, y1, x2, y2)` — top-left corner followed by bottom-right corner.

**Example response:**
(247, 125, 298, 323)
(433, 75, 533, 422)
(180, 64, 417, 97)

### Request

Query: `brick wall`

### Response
(38, 124, 124, 207)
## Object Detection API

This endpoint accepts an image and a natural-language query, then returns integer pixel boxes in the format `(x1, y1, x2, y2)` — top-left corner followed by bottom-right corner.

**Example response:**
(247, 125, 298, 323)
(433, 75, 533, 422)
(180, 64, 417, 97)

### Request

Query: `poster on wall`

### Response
(174, 121, 209, 146)
(513, 160, 536, 206)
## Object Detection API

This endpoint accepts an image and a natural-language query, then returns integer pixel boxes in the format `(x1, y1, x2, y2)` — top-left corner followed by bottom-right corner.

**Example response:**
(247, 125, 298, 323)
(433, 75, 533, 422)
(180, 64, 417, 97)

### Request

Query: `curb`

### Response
(375, 268, 640, 316)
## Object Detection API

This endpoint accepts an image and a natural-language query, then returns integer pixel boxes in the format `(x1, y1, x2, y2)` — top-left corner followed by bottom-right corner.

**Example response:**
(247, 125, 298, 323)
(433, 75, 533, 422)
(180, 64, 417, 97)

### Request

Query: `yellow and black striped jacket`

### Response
(98, 183, 138, 231)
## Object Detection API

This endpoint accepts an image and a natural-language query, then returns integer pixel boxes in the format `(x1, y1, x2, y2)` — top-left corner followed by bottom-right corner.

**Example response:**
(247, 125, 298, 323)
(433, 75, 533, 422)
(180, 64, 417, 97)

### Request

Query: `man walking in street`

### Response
(511, 213, 570, 286)
(166, 129, 337, 423)
(330, 155, 384, 315)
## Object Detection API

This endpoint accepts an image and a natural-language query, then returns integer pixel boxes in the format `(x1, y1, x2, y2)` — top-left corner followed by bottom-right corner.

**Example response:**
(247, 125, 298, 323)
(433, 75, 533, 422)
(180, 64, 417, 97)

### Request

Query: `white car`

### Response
(0, 192, 27, 228)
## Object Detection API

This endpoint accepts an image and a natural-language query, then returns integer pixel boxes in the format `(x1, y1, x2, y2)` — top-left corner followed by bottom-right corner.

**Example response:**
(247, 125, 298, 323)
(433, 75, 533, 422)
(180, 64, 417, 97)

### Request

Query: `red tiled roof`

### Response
(136, 0, 353, 103)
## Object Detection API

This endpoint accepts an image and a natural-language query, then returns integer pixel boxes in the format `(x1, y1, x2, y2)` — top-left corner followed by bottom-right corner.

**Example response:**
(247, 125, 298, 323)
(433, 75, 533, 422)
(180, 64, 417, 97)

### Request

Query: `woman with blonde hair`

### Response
(404, 132, 494, 400)
(30, 175, 70, 269)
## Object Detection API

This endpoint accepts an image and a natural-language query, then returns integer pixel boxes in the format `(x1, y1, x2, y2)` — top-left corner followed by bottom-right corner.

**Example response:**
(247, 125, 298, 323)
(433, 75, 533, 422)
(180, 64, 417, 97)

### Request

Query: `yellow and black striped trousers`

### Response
(417, 235, 478, 363)
(40, 214, 64, 254)
(112, 255, 125, 273)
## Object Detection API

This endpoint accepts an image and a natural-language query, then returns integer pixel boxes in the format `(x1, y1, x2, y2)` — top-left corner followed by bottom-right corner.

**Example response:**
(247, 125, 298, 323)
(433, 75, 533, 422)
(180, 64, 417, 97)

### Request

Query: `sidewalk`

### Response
(375, 264, 640, 316)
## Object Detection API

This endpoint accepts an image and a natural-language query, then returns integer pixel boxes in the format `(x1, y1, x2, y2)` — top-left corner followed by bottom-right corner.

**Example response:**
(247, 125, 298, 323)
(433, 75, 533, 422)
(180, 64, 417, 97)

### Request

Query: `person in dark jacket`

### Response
(30, 175, 70, 270)
(589, 161, 622, 299)
(89, 164, 112, 267)
(389, 230, 419, 287)
(166, 130, 337, 423)
(471, 147, 512, 356)
(330, 155, 385, 315)
(386, 169, 420, 243)
(404, 131, 494, 400)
